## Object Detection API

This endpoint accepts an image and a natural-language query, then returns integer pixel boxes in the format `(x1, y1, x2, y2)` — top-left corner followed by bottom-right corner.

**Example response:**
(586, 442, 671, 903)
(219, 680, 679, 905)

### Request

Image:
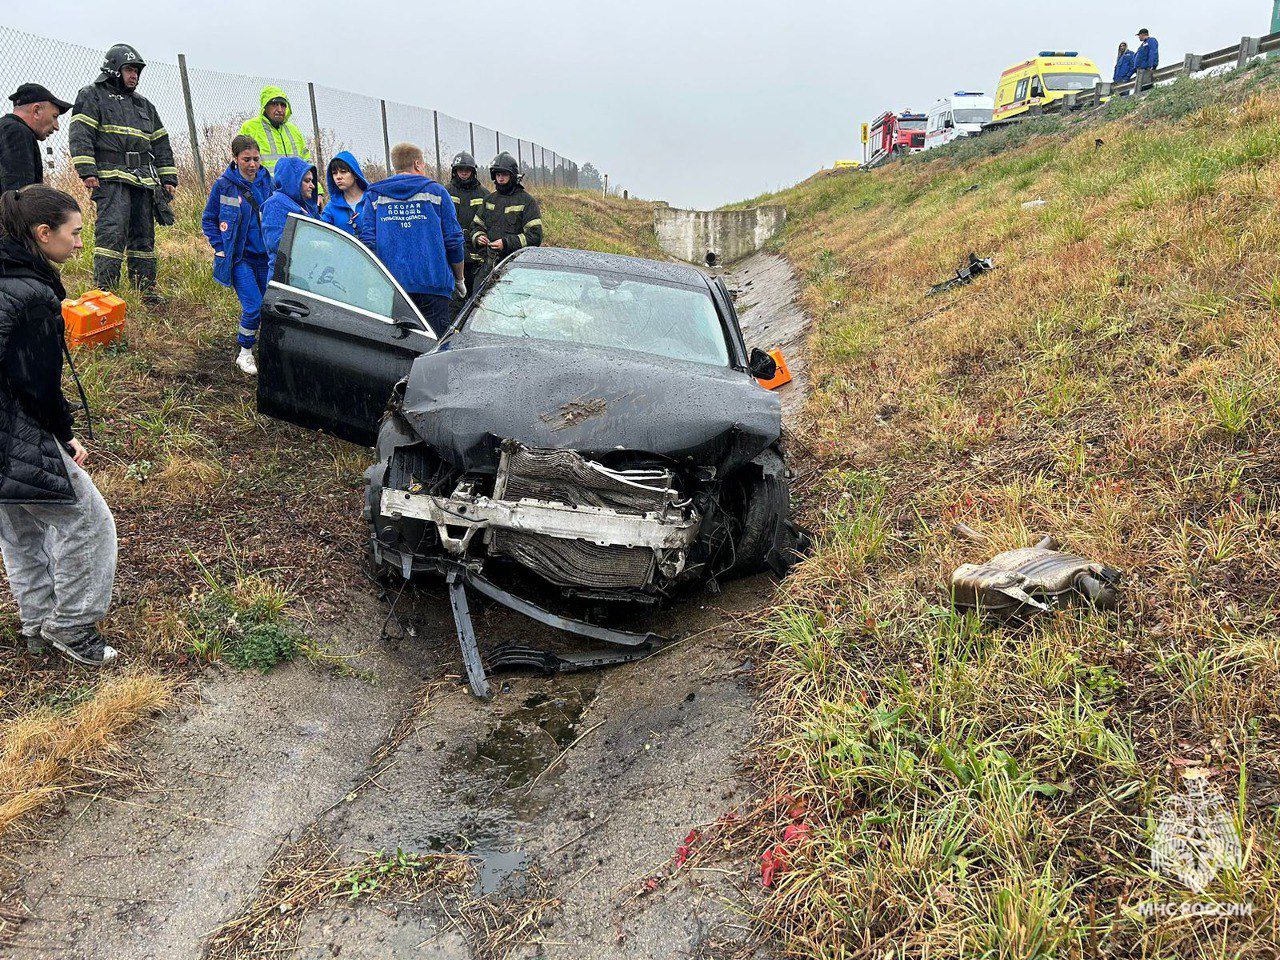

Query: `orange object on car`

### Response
(63, 289, 126, 348)
(756, 347, 792, 390)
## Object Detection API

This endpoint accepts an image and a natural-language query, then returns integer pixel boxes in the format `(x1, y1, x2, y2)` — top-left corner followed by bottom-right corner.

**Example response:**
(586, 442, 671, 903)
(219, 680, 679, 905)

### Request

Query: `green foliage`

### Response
(187, 578, 302, 673)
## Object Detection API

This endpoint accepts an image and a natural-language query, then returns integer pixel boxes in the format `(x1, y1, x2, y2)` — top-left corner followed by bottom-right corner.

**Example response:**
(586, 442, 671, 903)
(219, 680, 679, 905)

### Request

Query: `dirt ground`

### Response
(1, 252, 808, 960)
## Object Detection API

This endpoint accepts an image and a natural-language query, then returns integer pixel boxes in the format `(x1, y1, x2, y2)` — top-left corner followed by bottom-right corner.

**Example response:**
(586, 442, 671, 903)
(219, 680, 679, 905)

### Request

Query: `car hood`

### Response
(399, 334, 781, 475)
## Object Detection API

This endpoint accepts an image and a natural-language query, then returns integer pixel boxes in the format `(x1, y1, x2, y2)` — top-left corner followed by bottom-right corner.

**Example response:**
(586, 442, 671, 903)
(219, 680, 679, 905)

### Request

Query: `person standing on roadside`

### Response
(447, 151, 488, 310)
(0, 84, 72, 192)
(470, 152, 542, 287)
(0, 186, 118, 667)
(261, 156, 319, 281)
(1113, 42, 1137, 86)
(358, 142, 464, 335)
(239, 87, 317, 188)
(319, 151, 368, 236)
(69, 43, 177, 304)
(202, 135, 274, 376)
(1134, 29, 1160, 93)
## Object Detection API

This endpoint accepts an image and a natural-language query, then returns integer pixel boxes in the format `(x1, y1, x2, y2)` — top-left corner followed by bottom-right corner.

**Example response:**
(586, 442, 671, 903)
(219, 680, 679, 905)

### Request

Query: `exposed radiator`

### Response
(489, 441, 688, 590)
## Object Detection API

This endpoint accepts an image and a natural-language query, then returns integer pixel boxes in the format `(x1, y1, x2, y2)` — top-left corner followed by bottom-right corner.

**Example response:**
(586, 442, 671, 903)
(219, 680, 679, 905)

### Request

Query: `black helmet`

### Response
(100, 44, 146, 79)
(452, 151, 477, 171)
(489, 152, 520, 180)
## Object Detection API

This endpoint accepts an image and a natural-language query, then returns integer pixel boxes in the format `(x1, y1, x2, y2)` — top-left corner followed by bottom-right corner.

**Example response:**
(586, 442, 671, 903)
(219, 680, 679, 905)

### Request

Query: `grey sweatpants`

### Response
(0, 451, 117, 641)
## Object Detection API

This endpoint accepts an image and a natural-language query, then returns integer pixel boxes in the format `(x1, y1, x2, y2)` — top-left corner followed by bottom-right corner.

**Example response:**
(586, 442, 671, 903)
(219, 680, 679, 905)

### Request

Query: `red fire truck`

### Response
(866, 110, 927, 166)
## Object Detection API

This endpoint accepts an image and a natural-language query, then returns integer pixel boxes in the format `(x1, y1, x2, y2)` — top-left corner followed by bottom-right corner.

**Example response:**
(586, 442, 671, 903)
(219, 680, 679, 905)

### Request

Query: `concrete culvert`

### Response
(655, 205, 787, 266)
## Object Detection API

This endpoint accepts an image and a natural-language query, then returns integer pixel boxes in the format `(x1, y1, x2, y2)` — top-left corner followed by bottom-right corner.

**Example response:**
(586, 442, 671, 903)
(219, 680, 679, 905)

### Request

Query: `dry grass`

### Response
(0, 671, 171, 833)
(742, 66, 1280, 958)
(0, 183, 659, 840)
(205, 827, 556, 959)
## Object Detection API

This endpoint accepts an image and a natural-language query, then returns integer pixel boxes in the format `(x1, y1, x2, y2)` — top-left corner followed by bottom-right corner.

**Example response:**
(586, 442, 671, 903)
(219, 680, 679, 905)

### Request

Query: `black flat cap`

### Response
(9, 83, 72, 114)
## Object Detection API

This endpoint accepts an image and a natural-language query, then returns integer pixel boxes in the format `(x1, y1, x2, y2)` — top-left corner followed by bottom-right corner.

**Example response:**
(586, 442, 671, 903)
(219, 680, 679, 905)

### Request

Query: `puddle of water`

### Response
(455, 682, 597, 798)
(422, 680, 599, 895)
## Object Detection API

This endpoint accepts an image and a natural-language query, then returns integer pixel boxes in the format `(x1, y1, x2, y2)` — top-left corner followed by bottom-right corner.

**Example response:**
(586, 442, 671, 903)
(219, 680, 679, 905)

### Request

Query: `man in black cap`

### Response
(70, 43, 177, 302)
(0, 84, 72, 193)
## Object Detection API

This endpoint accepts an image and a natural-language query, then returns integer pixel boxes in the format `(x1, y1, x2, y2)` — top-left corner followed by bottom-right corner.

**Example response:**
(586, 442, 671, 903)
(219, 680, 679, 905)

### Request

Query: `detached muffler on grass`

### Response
(950, 537, 1122, 619)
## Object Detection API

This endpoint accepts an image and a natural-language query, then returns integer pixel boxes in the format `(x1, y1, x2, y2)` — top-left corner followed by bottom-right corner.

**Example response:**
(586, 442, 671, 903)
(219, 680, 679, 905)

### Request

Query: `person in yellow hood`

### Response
(238, 86, 315, 181)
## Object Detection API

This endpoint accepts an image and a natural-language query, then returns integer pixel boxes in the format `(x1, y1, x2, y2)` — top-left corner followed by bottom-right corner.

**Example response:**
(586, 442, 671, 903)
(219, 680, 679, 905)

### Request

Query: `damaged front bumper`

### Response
(379, 441, 703, 592)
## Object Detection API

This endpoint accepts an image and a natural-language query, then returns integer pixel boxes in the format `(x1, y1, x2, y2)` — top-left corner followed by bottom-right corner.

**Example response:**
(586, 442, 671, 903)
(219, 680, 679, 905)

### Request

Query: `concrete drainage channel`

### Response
(653, 204, 787, 267)
(2, 252, 808, 960)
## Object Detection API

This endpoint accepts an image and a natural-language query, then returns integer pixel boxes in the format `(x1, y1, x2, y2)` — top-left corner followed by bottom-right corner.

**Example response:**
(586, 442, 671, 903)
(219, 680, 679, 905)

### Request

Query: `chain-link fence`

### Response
(0, 24, 589, 191)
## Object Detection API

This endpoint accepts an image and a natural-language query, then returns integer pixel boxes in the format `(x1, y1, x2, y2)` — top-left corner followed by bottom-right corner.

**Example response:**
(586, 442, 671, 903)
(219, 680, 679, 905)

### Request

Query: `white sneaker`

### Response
(236, 348, 258, 376)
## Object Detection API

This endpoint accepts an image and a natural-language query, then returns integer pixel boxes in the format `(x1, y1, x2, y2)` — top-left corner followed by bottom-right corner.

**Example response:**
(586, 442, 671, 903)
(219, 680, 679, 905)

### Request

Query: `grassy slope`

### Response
(749, 67, 1280, 956)
(0, 186, 658, 837)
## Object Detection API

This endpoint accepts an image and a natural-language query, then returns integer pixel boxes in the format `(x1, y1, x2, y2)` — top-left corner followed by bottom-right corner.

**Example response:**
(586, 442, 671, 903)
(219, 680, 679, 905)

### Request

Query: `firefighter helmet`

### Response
(489, 152, 520, 180)
(101, 44, 146, 78)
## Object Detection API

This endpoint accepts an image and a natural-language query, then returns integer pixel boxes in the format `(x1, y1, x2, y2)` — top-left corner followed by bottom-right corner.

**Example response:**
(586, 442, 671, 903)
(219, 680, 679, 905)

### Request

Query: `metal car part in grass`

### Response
(951, 539, 1122, 618)
(253, 216, 805, 698)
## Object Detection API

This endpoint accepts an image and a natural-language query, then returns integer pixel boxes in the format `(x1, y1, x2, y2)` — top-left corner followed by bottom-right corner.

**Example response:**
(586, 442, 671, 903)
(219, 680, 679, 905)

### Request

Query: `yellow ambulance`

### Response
(992, 52, 1103, 122)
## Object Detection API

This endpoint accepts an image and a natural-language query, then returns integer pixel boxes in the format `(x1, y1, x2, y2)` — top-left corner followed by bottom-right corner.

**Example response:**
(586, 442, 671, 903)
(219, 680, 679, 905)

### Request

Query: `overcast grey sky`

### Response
(7, 1, 1273, 208)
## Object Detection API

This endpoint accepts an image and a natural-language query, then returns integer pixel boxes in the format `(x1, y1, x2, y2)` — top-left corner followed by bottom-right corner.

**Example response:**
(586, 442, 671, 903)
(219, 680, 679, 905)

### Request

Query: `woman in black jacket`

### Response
(0, 185, 117, 666)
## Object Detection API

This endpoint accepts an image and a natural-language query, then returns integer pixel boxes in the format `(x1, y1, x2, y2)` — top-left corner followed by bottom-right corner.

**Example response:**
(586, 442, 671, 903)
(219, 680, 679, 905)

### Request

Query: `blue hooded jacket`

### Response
(262, 155, 319, 279)
(320, 151, 369, 236)
(201, 162, 274, 286)
(1114, 50, 1137, 83)
(1135, 36, 1159, 70)
(358, 173, 463, 298)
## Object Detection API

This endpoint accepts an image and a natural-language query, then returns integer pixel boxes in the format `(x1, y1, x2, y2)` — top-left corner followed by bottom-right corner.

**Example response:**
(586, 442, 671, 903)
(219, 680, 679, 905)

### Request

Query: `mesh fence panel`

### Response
(0, 24, 580, 192)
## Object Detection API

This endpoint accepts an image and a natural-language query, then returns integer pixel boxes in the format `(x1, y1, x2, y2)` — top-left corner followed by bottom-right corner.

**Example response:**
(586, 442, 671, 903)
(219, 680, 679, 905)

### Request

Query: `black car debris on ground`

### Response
(255, 214, 806, 695)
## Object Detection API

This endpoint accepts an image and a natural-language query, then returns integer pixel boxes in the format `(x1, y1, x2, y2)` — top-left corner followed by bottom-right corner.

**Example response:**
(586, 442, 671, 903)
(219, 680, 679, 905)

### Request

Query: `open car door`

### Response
(257, 214, 436, 446)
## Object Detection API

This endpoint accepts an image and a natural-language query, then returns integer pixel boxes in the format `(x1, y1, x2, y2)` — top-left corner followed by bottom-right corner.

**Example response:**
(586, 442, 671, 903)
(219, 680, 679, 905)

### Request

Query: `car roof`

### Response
(506, 246, 712, 289)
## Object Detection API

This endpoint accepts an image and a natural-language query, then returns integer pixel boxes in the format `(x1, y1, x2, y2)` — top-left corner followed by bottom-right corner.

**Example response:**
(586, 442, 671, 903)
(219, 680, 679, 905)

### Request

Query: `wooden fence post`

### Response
(1183, 53, 1203, 76)
(177, 54, 205, 187)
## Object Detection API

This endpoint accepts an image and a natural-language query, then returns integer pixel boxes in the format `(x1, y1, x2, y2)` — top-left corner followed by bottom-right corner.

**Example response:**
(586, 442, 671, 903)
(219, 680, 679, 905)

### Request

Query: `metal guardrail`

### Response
(1023, 32, 1280, 119)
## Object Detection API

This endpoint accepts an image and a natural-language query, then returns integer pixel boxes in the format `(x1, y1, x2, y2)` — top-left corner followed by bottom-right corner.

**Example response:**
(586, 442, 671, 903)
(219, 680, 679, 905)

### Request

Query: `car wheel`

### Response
(724, 450, 792, 578)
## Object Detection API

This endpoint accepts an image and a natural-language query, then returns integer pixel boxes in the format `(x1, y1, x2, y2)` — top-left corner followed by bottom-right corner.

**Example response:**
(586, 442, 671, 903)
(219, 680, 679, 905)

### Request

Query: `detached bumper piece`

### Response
(445, 564, 666, 699)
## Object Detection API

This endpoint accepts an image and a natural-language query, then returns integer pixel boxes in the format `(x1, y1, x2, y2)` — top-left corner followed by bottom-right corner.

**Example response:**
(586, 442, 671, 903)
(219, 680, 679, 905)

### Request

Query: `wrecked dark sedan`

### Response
(255, 214, 804, 695)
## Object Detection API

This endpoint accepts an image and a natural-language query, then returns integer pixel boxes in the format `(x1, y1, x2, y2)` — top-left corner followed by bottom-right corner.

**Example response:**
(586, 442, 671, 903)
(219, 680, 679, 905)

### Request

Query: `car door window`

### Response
(285, 217, 395, 319)
(1015, 78, 1030, 101)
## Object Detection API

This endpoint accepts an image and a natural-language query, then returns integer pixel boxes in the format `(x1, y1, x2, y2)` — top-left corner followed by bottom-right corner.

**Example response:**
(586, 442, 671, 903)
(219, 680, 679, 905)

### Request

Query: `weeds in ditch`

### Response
(738, 63, 1280, 959)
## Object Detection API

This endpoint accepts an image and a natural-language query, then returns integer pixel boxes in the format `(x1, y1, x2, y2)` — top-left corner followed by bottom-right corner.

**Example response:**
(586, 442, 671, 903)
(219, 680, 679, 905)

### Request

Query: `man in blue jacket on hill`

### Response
(1135, 28, 1159, 92)
(358, 141, 464, 335)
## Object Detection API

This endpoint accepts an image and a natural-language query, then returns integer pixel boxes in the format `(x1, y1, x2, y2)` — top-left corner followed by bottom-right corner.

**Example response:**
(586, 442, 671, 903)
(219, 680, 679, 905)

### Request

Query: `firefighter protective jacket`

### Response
(471, 185, 543, 253)
(69, 79, 176, 189)
(449, 175, 489, 261)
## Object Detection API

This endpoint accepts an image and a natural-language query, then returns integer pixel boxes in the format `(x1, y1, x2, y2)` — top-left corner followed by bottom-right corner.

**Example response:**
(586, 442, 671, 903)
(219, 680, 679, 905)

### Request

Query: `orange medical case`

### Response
(63, 289, 126, 348)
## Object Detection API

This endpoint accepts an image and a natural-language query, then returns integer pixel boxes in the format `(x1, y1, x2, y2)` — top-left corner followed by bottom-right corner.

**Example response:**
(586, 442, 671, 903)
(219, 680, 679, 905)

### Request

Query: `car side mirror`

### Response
(944, 119, 954, 129)
(393, 317, 418, 339)
(748, 347, 777, 381)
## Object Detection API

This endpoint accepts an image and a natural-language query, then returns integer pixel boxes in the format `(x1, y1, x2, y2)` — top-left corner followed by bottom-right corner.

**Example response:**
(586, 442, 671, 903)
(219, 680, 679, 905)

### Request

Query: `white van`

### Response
(924, 92, 994, 150)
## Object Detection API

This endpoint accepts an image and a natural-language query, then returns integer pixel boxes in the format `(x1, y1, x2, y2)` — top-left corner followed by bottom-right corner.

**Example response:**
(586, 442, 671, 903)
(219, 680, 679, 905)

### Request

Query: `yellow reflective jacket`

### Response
(238, 86, 313, 177)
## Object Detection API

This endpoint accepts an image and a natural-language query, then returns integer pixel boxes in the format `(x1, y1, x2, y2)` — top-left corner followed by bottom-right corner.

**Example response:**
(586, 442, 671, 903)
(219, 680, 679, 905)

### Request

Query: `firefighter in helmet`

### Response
(470, 152, 542, 285)
(447, 151, 488, 307)
(69, 43, 177, 302)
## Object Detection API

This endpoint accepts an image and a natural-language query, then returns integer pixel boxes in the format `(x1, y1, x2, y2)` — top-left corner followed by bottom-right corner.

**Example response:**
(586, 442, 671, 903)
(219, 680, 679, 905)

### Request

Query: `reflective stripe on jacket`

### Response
(201, 164, 274, 287)
(69, 79, 177, 187)
(471, 185, 543, 253)
(239, 114, 311, 174)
